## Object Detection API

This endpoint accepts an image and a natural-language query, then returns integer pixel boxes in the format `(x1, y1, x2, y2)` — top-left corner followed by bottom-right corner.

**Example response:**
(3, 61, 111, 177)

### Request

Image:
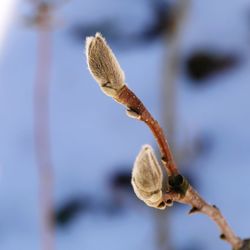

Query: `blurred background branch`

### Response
(32, 2, 55, 250)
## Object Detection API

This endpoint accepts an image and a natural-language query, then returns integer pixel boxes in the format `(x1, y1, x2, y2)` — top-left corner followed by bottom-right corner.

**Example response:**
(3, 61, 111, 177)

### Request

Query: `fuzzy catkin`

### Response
(132, 145, 166, 209)
(86, 33, 125, 97)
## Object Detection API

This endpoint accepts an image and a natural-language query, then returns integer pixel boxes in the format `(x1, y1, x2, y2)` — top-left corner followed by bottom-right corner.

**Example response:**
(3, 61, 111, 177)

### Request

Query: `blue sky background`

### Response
(0, 0, 249, 249)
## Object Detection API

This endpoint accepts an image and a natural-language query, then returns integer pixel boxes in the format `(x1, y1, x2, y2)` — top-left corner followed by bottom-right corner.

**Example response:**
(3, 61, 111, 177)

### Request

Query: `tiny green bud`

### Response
(132, 145, 166, 210)
(85, 33, 125, 97)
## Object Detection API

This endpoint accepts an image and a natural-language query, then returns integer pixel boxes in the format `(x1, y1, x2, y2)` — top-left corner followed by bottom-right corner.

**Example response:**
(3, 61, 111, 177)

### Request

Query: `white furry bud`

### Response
(85, 33, 125, 97)
(132, 145, 166, 209)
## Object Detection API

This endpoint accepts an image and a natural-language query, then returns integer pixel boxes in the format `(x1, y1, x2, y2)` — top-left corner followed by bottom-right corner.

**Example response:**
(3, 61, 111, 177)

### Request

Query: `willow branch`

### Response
(85, 33, 246, 250)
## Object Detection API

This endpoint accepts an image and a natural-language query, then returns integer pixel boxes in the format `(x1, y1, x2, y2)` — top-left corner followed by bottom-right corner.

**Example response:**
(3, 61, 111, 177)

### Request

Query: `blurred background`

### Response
(0, 0, 250, 249)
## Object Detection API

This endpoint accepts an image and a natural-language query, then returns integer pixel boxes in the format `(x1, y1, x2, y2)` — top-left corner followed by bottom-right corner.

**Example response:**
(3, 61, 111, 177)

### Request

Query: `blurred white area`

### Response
(0, 0, 18, 53)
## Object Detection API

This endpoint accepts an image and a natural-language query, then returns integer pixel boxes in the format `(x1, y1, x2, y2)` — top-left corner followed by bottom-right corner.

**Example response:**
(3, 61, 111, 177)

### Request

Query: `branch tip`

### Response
(85, 32, 125, 97)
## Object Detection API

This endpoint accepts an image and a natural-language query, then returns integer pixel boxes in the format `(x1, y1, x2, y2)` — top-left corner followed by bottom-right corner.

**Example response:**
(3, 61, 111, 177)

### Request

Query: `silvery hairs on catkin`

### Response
(132, 145, 166, 210)
(86, 33, 125, 97)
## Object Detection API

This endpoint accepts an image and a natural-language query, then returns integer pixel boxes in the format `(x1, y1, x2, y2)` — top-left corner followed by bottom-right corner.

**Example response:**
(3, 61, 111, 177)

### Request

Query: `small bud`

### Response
(188, 207, 199, 215)
(126, 108, 141, 119)
(131, 145, 166, 210)
(85, 33, 125, 97)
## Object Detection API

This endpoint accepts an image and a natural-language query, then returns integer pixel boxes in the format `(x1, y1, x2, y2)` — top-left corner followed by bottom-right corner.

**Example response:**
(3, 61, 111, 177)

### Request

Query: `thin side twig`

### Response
(164, 186, 242, 248)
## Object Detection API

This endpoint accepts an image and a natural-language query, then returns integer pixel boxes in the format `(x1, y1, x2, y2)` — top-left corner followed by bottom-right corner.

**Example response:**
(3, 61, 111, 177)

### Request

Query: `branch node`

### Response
(126, 108, 141, 119)
(220, 234, 226, 240)
(188, 207, 199, 215)
(168, 174, 189, 197)
(212, 204, 219, 210)
(165, 199, 174, 207)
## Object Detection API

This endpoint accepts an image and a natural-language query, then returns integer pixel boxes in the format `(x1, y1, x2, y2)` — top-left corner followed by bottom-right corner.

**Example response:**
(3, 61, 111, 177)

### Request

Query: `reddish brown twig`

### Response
(115, 85, 179, 176)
